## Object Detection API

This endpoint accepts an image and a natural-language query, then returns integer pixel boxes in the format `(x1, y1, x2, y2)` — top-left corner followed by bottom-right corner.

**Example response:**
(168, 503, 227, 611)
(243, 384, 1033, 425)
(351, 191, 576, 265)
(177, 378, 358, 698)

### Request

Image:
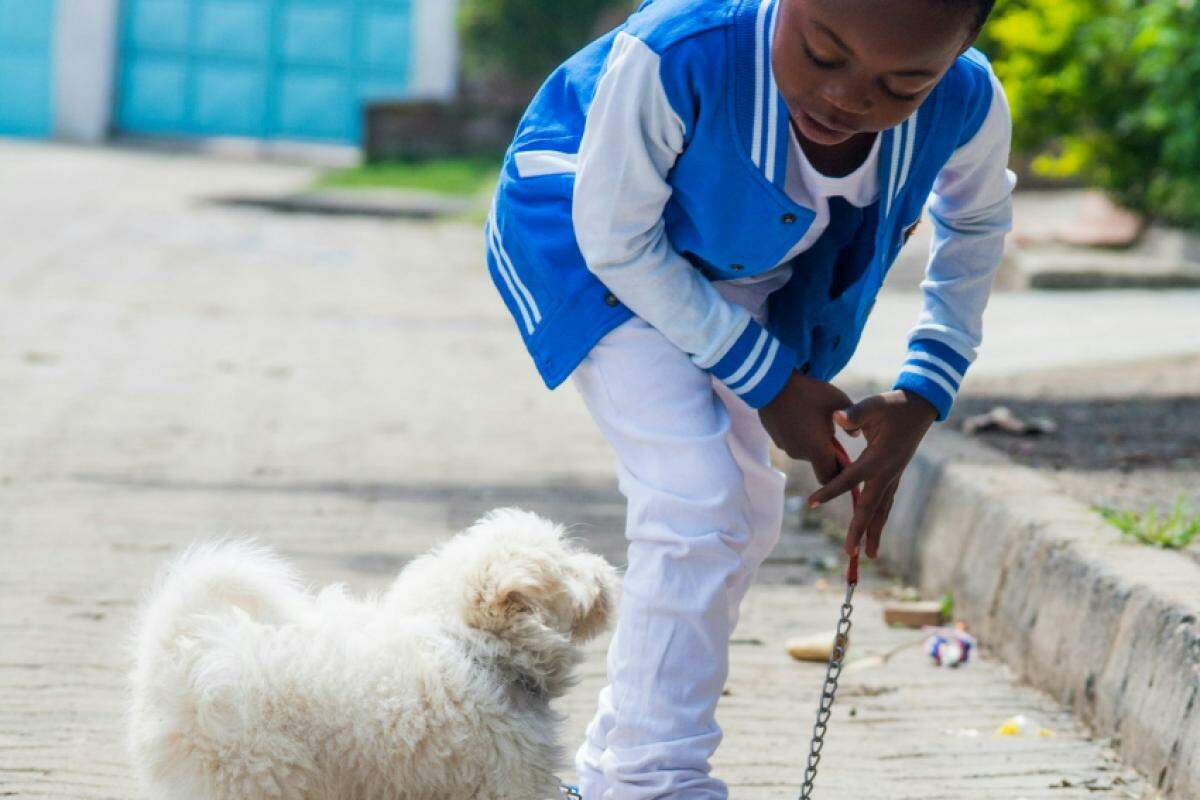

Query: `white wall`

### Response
(411, 0, 459, 99)
(54, 0, 121, 142)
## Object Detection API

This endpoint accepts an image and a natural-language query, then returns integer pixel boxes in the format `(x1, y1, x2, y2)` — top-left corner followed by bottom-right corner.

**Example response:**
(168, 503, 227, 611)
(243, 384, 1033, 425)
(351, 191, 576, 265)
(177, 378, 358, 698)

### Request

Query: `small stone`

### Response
(1056, 190, 1144, 248)
(883, 601, 944, 628)
(786, 631, 842, 662)
(23, 351, 58, 365)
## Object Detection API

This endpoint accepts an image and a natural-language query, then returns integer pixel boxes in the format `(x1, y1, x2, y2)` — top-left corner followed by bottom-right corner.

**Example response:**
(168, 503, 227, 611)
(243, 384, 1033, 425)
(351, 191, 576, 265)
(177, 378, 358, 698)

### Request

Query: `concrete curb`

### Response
(783, 428, 1200, 798)
(1016, 227, 1200, 290)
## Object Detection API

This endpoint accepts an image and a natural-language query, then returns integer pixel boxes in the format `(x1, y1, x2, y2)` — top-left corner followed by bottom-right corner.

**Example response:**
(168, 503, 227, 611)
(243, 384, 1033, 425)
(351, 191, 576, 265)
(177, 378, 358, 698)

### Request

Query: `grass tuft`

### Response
(316, 156, 502, 197)
(1096, 494, 1200, 549)
(938, 591, 955, 621)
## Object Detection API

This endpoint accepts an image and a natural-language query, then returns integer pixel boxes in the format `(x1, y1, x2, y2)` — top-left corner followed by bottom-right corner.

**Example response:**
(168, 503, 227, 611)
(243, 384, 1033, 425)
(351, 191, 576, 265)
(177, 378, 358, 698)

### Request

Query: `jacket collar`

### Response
(737, 0, 790, 192)
(882, 108, 920, 220)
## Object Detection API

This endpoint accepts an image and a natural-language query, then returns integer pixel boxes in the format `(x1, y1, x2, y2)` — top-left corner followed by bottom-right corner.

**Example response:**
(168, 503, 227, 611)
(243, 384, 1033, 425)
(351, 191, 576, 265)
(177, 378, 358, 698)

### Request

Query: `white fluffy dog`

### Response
(127, 508, 619, 800)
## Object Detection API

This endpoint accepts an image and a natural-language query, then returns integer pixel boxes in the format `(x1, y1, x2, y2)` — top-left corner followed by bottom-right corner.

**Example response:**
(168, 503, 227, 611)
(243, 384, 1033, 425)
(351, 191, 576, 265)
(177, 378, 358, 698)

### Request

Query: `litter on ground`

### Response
(963, 405, 1058, 436)
(924, 622, 977, 667)
(786, 631, 839, 662)
(995, 714, 1056, 738)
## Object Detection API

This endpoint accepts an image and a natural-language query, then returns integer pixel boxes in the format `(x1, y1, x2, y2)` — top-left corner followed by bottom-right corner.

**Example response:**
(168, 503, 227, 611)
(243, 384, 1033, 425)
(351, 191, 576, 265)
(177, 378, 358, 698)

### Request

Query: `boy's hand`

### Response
(807, 389, 938, 560)
(758, 372, 853, 485)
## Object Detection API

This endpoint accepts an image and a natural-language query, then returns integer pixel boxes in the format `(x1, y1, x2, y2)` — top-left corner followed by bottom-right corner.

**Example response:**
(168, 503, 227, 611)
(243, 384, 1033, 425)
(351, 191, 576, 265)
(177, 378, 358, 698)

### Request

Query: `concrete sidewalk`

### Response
(0, 141, 1164, 798)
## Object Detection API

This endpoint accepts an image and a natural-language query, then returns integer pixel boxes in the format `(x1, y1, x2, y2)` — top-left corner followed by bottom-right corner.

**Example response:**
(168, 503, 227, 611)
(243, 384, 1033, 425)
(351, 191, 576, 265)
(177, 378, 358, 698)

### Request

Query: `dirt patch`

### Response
(949, 353, 1199, 565)
(950, 395, 1200, 472)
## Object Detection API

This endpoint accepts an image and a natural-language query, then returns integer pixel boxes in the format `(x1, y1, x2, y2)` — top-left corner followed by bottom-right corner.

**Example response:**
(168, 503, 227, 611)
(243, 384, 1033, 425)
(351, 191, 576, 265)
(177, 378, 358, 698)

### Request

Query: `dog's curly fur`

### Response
(126, 508, 619, 800)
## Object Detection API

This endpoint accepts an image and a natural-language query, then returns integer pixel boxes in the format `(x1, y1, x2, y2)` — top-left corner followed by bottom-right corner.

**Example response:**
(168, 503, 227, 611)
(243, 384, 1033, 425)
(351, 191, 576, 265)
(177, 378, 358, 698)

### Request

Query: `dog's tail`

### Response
(132, 538, 308, 655)
(127, 540, 310, 792)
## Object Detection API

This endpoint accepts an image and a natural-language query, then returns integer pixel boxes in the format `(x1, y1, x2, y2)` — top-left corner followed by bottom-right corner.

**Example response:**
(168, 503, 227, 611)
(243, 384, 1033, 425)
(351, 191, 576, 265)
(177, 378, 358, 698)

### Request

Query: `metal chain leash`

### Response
(798, 579, 856, 799)
(798, 437, 862, 799)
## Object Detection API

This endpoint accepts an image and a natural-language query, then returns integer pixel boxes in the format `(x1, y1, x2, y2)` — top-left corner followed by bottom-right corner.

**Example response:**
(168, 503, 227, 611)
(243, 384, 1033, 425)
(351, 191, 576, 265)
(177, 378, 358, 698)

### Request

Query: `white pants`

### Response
(570, 301, 787, 799)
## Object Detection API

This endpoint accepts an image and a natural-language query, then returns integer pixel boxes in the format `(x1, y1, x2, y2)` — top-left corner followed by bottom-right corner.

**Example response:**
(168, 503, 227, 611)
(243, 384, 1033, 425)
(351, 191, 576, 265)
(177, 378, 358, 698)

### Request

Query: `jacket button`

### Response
(781, 213, 797, 225)
(604, 292, 620, 307)
(800, 361, 812, 375)
(731, 264, 744, 272)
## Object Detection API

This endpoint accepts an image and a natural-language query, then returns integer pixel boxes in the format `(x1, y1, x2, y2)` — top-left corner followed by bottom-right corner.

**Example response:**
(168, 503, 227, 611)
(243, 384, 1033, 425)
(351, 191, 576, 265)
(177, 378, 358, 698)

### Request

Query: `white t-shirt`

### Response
(713, 123, 882, 320)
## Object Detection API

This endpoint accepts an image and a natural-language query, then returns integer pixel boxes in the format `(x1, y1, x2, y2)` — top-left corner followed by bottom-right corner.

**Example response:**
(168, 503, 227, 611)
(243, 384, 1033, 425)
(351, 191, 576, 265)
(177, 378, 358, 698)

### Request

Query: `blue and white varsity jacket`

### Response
(485, 0, 1015, 420)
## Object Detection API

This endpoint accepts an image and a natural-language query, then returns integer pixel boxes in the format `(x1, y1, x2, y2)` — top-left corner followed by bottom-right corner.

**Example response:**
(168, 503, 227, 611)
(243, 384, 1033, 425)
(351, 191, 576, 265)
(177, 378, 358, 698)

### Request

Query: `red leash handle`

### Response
(830, 439, 861, 586)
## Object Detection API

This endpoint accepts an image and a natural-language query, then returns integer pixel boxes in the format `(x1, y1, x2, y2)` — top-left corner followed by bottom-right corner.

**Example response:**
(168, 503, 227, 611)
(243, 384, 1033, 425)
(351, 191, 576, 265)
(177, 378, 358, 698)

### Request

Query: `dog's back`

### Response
(125, 513, 617, 800)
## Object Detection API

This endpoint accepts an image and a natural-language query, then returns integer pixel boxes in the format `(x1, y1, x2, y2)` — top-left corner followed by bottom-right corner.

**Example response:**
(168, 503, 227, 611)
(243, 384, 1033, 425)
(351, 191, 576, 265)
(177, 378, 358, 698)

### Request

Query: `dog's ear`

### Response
(566, 554, 618, 643)
(462, 566, 543, 634)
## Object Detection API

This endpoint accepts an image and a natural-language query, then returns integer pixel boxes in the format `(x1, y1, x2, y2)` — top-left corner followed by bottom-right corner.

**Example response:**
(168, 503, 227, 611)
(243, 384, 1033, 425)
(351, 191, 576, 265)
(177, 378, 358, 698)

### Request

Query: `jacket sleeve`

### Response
(571, 31, 797, 409)
(893, 67, 1017, 421)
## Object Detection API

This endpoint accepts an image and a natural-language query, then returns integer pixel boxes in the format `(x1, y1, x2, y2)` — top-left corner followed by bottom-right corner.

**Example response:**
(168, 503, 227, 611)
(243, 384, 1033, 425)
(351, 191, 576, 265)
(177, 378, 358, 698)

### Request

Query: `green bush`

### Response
(979, 0, 1200, 227)
(458, 0, 634, 88)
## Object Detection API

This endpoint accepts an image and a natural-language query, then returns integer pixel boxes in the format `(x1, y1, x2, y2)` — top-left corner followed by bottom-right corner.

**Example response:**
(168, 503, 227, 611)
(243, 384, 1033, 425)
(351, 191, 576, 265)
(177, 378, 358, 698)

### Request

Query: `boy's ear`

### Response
(958, 26, 983, 55)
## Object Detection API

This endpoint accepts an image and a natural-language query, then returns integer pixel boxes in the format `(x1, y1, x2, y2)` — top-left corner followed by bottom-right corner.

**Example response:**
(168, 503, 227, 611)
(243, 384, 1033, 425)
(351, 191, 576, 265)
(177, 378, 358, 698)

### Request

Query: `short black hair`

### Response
(931, 0, 997, 33)
(962, 0, 997, 32)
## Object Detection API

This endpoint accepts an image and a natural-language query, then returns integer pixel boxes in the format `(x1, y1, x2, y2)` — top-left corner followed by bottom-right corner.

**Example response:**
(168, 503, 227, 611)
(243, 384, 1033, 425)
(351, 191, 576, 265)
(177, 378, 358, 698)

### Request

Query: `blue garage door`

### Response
(116, 0, 412, 144)
(0, 0, 56, 137)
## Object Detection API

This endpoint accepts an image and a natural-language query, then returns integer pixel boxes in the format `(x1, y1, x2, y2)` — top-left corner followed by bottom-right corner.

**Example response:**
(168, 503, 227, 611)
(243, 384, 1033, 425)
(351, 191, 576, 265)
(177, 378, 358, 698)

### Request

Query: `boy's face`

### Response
(774, 0, 977, 146)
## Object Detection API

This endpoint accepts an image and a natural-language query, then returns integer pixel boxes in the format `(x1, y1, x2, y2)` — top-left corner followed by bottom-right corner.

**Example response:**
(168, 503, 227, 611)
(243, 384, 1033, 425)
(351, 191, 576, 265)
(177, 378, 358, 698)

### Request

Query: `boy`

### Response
(485, 0, 1014, 796)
